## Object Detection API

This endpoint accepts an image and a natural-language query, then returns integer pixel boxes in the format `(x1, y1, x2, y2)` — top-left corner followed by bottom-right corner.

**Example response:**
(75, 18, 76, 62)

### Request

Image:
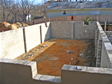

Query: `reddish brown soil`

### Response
(15, 39, 93, 76)
(30, 39, 88, 76)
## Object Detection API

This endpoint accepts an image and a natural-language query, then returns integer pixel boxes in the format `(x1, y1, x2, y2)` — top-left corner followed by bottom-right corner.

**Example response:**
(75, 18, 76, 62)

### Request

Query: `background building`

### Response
(46, 1, 112, 17)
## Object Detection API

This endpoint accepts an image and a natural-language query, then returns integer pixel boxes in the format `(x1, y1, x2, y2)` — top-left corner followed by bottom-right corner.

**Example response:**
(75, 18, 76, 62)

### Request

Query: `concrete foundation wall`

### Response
(0, 29, 25, 59)
(95, 22, 112, 68)
(51, 22, 72, 39)
(1, 61, 112, 84)
(62, 65, 112, 84)
(0, 63, 33, 84)
(101, 42, 112, 68)
(25, 22, 51, 52)
(62, 70, 112, 84)
(0, 59, 60, 84)
(74, 22, 97, 39)
(105, 31, 112, 43)
(0, 22, 51, 58)
(24, 25, 41, 52)
(51, 21, 96, 39)
(41, 22, 51, 43)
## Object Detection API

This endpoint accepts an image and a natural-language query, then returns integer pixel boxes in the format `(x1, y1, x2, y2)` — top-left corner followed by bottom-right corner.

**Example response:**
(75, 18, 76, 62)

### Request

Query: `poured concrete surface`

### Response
(1, 61, 112, 84)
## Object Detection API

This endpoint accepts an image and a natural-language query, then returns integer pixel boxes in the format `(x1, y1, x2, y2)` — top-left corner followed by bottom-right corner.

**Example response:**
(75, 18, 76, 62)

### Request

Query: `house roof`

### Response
(46, 1, 112, 10)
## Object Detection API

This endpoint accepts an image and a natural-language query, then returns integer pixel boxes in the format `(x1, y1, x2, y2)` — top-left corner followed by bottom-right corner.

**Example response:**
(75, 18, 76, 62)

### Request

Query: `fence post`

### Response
(104, 21, 106, 31)
(49, 18, 50, 22)
(97, 16, 99, 22)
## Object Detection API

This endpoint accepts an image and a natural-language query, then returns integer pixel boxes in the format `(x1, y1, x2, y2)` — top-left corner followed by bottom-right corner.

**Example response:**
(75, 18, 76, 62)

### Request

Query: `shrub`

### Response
(84, 17, 90, 25)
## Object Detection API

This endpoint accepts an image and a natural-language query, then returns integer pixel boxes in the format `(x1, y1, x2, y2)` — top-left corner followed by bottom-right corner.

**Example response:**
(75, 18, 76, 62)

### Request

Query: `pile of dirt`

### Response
(0, 22, 7, 29)
(0, 22, 11, 32)
(3, 22, 11, 27)
(21, 22, 29, 27)
(16, 22, 29, 27)
(16, 22, 22, 28)
(8, 24, 18, 29)
(0, 21, 29, 32)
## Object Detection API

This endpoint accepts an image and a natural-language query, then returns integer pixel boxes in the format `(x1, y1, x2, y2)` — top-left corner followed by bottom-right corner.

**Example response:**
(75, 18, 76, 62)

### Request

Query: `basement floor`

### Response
(15, 39, 95, 76)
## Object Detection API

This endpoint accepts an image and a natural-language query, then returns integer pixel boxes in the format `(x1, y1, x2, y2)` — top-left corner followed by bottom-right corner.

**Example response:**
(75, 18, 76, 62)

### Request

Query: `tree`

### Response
(18, 0, 35, 21)
(0, 0, 10, 21)
(0, 0, 48, 22)
(9, 2, 19, 23)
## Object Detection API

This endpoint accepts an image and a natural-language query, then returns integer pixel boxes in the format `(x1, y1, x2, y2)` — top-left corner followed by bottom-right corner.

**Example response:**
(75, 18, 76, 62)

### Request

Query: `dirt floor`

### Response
(16, 39, 95, 76)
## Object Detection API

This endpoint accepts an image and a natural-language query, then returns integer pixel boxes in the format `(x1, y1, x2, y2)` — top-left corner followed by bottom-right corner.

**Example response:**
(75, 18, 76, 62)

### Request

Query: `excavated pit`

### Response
(16, 39, 95, 76)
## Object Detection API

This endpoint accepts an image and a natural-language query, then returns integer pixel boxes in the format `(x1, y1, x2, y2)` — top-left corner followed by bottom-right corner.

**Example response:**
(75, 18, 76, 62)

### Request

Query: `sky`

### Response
(15, 0, 94, 4)
(14, 0, 43, 4)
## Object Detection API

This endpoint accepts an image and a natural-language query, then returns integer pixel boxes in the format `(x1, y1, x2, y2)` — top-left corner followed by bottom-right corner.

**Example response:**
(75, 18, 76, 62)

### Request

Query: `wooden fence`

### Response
(26, 15, 112, 25)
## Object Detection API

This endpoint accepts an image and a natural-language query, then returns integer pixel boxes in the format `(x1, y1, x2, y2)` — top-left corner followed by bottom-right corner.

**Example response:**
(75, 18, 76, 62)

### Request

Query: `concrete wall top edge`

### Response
(62, 64, 112, 75)
(97, 22, 112, 44)
(34, 74, 61, 83)
(105, 31, 112, 33)
(0, 28, 23, 34)
(97, 22, 112, 68)
(0, 22, 51, 34)
(51, 21, 96, 23)
(51, 21, 97, 26)
(25, 22, 51, 28)
(0, 58, 35, 66)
